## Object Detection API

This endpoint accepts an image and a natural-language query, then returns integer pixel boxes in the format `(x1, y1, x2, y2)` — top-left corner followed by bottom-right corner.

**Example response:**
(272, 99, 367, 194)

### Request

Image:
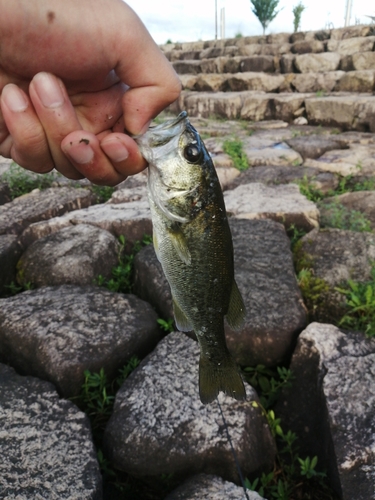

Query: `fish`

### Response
(136, 111, 246, 404)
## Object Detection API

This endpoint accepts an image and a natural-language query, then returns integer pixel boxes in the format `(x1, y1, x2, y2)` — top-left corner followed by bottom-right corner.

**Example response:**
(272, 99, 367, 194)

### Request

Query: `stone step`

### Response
(173, 53, 375, 75)
(170, 90, 375, 131)
(160, 23, 375, 55)
(179, 70, 375, 93)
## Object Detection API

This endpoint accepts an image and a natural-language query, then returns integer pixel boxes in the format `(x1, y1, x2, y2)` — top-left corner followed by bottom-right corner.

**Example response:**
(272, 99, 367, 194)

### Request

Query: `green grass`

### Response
(2, 162, 56, 199)
(243, 365, 335, 500)
(223, 139, 249, 171)
(319, 202, 372, 232)
(90, 184, 115, 203)
(336, 266, 375, 337)
(95, 234, 152, 294)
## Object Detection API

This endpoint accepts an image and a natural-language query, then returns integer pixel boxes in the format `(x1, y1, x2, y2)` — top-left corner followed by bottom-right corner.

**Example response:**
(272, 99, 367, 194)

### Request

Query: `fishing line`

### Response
(216, 396, 250, 500)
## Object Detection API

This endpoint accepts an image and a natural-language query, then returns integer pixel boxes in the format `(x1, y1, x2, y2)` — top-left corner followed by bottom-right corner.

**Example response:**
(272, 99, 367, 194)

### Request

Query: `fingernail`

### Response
(64, 141, 94, 164)
(101, 138, 129, 162)
(33, 72, 64, 108)
(2, 84, 28, 112)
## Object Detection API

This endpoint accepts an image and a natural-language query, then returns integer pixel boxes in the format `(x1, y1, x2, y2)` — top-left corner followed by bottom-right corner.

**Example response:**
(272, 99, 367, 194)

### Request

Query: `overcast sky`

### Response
(126, 0, 375, 45)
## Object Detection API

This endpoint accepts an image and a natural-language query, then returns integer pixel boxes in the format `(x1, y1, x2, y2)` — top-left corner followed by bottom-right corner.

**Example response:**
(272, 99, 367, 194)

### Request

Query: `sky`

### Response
(126, 0, 375, 45)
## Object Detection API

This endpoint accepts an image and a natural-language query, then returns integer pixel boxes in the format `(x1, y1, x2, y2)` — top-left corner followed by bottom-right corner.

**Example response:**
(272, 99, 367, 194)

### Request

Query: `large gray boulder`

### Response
(224, 183, 319, 232)
(104, 332, 276, 483)
(0, 285, 160, 397)
(133, 219, 307, 367)
(0, 234, 22, 295)
(276, 323, 375, 500)
(165, 474, 265, 500)
(19, 200, 152, 253)
(0, 187, 95, 236)
(0, 363, 102, 499)
(294, 53, 341, 73)
(17, 224, 120, 288)
(294, 228, 375, 321)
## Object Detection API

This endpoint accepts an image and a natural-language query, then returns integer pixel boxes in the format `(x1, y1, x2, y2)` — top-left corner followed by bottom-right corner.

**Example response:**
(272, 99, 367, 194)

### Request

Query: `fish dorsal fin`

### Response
(226, 279, 246, 331)
(173, 297, 193, 332)
(167, 226, 191, 265)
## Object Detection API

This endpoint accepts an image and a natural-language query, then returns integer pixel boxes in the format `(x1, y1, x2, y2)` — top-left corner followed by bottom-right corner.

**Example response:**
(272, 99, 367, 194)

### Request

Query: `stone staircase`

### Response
(160, 24, 375, 131)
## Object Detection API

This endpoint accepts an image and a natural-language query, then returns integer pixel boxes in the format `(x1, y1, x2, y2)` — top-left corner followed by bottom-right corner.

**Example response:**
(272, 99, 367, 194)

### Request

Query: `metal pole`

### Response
(220, 7, 225, 39)
(215, 0, 218, 39)
(345, 0, 353, 26)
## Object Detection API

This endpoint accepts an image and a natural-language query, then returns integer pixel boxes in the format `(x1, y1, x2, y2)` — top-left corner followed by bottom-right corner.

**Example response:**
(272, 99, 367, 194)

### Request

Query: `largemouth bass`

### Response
(136, 111, 246, 404)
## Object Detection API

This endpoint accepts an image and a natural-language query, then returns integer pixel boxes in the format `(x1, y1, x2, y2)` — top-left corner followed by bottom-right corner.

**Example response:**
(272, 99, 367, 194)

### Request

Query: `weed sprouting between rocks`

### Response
(95, 234, 152, 294)
(242, 365, 335, 500)
(223, 139, 249, 171)
(3, 163, 56, 199)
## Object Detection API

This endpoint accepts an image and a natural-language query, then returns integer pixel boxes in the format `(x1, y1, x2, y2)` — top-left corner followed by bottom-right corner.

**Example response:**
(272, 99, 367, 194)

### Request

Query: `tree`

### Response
(292, 2, 305, 32)
(249, 0, 281, 35)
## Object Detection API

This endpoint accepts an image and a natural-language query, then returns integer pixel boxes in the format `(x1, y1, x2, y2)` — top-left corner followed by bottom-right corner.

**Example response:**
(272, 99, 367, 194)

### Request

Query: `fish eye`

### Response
(183, 143, 202, 163)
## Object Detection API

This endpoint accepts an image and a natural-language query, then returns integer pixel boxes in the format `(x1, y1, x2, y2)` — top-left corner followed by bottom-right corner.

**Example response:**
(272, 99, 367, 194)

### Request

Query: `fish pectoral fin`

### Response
(167, 226, 191, 265)
(199, 353, 246, 405)
(173, 298, 193, 332)
(226, 280, 246, 330)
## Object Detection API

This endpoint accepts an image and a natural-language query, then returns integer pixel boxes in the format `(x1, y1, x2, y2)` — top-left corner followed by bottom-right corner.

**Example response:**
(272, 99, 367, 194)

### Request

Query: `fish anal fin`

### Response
(173, 297, 193, 332)
(226, 279, 246, 331)
(167, 226, 191, 265)
(199, 354, 246, 405)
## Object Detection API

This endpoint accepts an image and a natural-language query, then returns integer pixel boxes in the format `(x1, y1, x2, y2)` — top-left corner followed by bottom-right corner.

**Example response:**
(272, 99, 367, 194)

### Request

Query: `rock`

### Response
(109, 184, 148, 203)
(179, 74, 198, 90)
(305, 95, 375, 132)
(215, 164, 241, 189)
(224, 72, 285, 92)
(17, 224, 120, 288)
(0, 363, 102, 499)
(104, 332, 276, 482)
(239, 55, 275, 73)
(0, 181, 11, 205)
(132, 219, 307, 367)
(226, 165, 338, 194)
(293, 116, 308, 125)
(172, 60, 202, 74)
(327, 36, 375, 55)
(304, 144, 375, 177)
(285, 135, 346, 160)
(0, 235, 22, 295)
(279, 54, 295, 73)
(260, 43, 292, 56)
(194, 74, 226, 92)
(238, 44, 263, 56)
(330, 25, 372, 40)
(133, 244, 173, 321)
(200, 56, 228, 73)
(0, 285, 160, 397)
(19, 201, 152, 253)
(226, 219, 307, 366)
(241, 136, 303, 167)
(291, 71, 345, 92)
(0, 187, 95, 236)
(181, 91, 244, 119)
(320, 191, 375, 230)
(276, 323, 375, 500)
(223, 56, 242, 73)
(165, 474, 265, 500)
(335, 70, 375, 92)
(295, 228, 375, 320)
(294, 52, 341, 73)
(272, 93, 312, 122)
(352, 51, 375, 70)
(266, 32, 291, 45)
(239, 94, 273, 121)
(291, 39, 325, 54)
(224, 183, 319, 232)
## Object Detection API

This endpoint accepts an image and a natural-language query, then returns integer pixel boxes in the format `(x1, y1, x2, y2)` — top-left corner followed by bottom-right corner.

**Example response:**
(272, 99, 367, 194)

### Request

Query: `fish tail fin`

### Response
(199, 353, 246, 405)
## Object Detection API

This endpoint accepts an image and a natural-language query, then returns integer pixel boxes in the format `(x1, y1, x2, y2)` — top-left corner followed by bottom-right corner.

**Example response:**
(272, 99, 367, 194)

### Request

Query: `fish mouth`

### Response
(135, 111, 188, 153)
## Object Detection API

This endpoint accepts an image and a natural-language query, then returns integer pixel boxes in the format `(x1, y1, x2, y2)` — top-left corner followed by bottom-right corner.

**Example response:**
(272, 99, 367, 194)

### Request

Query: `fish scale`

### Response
(136, 111, 246, 404)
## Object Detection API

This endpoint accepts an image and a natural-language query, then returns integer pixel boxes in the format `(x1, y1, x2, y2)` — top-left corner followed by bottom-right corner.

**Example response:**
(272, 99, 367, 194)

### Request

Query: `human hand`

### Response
(0, 0, 181, 185)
